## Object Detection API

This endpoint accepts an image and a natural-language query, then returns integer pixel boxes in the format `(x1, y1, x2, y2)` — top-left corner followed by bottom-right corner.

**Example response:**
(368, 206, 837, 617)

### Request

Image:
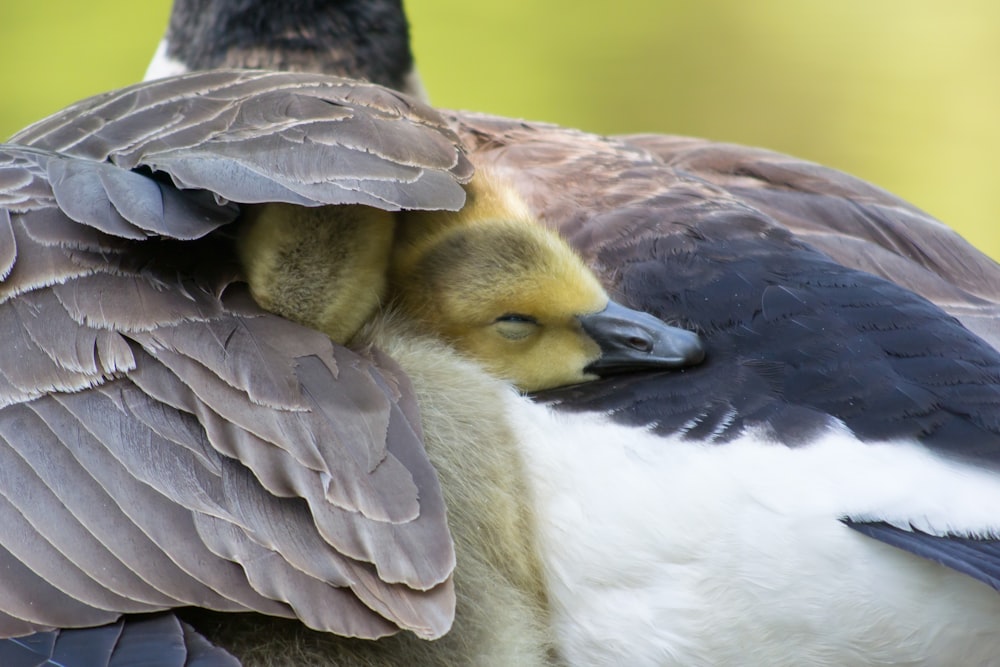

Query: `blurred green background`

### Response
(1, 1, 997, 259)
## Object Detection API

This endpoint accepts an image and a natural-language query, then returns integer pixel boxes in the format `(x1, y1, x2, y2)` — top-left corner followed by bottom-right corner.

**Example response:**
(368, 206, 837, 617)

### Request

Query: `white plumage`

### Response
(514, 402, 1000, 666)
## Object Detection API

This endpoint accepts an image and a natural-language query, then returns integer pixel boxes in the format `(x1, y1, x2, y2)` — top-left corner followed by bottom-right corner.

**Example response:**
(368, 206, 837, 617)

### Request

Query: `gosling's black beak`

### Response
(579, 300, 705, 375)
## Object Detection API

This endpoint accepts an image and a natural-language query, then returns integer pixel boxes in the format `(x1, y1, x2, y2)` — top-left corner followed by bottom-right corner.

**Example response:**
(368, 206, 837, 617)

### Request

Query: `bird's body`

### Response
(4, 1, 1000, 666)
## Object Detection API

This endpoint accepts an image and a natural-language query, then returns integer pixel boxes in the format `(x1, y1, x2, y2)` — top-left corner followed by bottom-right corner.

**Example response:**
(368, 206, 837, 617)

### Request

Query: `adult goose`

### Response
(4, 1, 1000, 666)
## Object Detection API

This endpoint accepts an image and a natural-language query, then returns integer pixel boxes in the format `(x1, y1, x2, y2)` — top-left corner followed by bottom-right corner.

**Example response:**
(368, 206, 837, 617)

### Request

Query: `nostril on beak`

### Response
(627, 336, 652, 352)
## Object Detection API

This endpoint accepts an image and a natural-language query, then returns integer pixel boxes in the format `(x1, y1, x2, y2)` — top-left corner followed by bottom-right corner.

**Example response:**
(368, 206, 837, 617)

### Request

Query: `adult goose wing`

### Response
(11, 69, 469, 211)
(619, 134, 1000, 350)
(641, 137, 1000, 589)
(453, 111, 1000, 588)
(0, 69, 471, 644)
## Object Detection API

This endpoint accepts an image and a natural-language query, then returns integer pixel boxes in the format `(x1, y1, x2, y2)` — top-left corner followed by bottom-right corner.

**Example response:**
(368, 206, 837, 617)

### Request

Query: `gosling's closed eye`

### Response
(494, 314, 538, 324)
(494, 314, 539, 340)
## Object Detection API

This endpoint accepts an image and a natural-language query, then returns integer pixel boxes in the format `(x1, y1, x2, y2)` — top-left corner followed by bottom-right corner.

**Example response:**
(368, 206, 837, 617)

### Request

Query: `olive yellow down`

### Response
(238, 170, 702, 393)
(238, 202, 396, 346)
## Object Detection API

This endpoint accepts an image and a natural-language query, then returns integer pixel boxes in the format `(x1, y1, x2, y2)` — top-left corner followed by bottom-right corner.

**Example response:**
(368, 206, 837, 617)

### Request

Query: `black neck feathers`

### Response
(163, 0, 414, 89)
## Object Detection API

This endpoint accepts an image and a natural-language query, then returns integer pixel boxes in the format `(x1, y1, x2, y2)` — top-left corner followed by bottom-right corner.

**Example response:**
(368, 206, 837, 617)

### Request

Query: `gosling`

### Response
(239, 171, 703, 392)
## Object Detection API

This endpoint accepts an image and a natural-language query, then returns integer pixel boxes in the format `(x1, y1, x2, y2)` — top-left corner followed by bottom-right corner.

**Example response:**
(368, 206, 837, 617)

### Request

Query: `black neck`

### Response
(162, 0, 415, 90)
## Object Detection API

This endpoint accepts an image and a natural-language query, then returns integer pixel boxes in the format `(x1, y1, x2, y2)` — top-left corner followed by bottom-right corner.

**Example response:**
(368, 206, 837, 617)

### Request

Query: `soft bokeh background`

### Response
(1, 1, 997, 259)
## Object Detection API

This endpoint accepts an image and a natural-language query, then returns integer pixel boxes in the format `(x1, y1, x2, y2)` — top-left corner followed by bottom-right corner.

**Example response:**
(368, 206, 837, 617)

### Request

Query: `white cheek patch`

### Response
(144, 40, 189, 81)
(402, 67, 429, 102)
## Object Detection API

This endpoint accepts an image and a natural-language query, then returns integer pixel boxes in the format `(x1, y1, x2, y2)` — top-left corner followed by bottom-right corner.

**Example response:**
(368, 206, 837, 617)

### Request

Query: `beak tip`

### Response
(680, 336, 706, 365)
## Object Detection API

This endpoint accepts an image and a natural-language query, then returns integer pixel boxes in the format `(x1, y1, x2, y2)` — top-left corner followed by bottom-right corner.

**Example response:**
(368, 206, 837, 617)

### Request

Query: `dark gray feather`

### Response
(13, 289, 134, 377)
(0, 294, 103, 403)
(0, 539, 119, 629)
(17, 205, 126, 254)
(193, 516, 402, 638)
(0, 220, 96, 307)
(51, 272, 225, 334)
(616, 134, 1000, 352)
(0, 620, 120, 667)
(0, 615, 239, 667)
(181, 619, 241, 667)
(127, 346, 453, 590)
(0, 209, 14, 280)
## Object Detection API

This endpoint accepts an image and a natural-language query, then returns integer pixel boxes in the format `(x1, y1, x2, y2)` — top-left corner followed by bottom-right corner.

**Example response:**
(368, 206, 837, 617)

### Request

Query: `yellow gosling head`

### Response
(392, 175, 704, 392)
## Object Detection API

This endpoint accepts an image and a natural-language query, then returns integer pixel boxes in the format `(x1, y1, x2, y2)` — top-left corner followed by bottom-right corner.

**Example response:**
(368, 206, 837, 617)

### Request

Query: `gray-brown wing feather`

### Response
(13, 70, 473, 212)
(0, 209, 454, 638)
(0, 400, 235, 610)
(0, 72, 469, 640)
(618, 134, 1000, 350)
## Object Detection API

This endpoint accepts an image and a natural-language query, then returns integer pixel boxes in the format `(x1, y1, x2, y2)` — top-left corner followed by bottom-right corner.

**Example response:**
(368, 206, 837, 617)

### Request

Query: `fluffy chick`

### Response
(238, 202, 396, 345)
(238, 172, 702, 393)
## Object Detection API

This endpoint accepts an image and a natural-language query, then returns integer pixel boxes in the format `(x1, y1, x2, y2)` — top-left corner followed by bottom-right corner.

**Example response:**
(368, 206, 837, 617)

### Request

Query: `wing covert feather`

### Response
(0, 72, 465, 641)
(13, 70, 472, 213)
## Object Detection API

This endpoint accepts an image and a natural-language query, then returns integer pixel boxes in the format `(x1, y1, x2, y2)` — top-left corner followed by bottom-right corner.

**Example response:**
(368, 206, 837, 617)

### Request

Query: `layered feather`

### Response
(0, 70, 477, 642)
